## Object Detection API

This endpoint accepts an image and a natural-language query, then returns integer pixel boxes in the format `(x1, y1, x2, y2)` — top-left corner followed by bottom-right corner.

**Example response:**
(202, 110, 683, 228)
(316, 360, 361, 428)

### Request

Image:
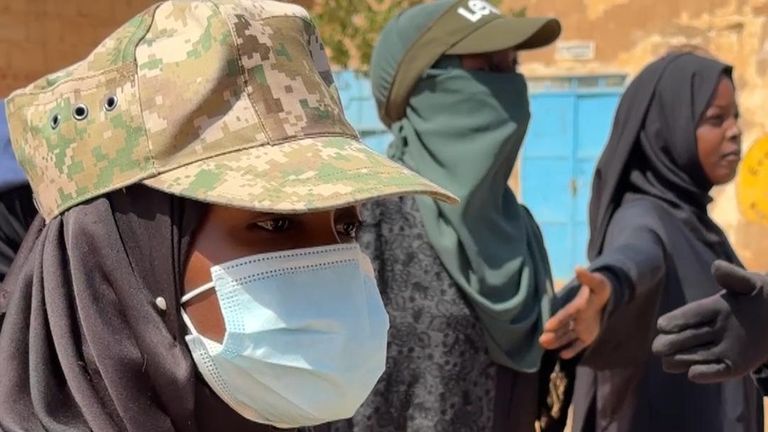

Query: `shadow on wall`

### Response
(730, 134, 768, 271)
(734, 221, 768, 271)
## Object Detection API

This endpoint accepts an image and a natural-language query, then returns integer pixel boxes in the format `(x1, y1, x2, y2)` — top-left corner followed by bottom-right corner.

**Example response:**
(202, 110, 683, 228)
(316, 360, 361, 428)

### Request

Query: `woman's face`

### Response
(182, 205, 362, 342)
(696, 76, 741, 186)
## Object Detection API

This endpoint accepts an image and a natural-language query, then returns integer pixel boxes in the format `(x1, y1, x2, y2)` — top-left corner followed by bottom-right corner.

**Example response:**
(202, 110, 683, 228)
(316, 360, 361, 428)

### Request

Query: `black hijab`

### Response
(0, 100, 37, 283)
(0, 185, 284, 432)
(0, 185, 37, 283)
(588, 53, 736, 260)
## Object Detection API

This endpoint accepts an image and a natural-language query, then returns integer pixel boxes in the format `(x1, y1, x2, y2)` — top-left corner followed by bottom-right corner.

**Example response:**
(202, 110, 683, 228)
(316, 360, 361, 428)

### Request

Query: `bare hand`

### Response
(539, 268, 613, 359)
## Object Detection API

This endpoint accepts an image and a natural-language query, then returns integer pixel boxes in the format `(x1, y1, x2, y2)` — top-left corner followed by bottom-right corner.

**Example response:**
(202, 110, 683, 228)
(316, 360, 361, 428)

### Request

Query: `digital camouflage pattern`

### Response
(4, 0, 456, 221)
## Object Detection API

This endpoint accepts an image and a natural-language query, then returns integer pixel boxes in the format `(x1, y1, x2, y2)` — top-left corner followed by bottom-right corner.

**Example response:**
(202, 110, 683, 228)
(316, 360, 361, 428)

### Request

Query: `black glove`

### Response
(651, 260, 768, 384)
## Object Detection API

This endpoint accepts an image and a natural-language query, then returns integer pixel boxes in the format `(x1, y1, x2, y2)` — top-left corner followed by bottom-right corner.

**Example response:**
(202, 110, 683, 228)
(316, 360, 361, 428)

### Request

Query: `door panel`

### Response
(576, 95, 619, 159)
(573, 95, 620, 267)
(521, 159, 573, 223)
(524, 95, 575, 158)
(573, 94, 619, 227)
(540, 223, 572, 280)
(574, 159, 596, 225)
(522, 95, 576, 277)
(522, 91, 621, 281)
(573, 221, 590, 270)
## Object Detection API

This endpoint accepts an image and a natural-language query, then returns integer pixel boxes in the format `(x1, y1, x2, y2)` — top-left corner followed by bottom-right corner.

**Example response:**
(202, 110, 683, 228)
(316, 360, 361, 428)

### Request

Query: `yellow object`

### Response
(737, 135, 768, 223)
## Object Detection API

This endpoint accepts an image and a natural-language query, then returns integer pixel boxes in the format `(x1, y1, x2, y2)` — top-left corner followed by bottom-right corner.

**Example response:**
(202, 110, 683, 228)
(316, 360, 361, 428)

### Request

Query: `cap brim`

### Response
(142, 136, 457, 213)
(446, 17, 561, 55)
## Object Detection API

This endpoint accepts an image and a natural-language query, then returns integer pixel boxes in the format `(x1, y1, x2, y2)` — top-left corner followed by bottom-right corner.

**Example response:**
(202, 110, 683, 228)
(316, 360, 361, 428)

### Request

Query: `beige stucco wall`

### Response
(0, 0, 313, 97)
(0, 0, 149, 97)
(512, 0, 768, 270)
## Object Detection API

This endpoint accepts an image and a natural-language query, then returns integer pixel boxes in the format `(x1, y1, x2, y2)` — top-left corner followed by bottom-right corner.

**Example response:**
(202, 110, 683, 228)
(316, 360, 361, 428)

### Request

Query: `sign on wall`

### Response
(738, 135, 768, 223)
(555, 41, 596, 61)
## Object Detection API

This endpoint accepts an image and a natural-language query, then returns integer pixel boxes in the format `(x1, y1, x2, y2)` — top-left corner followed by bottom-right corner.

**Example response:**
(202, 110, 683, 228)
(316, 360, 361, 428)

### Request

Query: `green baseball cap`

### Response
(372, 0, 561, 127)
(5, 0, 457, 222)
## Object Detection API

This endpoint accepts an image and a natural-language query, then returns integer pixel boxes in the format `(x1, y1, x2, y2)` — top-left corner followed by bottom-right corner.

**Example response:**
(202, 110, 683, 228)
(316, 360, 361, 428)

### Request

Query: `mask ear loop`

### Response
(179, 281, 216, 336)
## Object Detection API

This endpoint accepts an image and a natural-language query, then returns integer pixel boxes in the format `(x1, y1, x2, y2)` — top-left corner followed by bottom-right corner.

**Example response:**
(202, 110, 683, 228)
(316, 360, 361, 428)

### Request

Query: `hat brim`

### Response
(142, 136, 457, 214)
(445, 17, 561, 55)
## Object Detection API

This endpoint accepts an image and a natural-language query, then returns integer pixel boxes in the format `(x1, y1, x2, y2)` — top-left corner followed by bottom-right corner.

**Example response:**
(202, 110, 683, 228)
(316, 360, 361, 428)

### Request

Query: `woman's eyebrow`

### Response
(335, 206, 361, 217)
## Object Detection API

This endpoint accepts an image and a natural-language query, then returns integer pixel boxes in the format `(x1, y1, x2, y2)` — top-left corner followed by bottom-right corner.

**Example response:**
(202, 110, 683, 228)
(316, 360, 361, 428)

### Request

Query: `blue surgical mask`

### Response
(180, 243, 389, 428)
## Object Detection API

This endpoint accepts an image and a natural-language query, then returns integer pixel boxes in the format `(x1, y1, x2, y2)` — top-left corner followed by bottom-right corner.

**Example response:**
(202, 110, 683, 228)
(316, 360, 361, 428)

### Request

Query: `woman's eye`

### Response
(706, 115, 725, 127)
(336, 220, 362, 239)
(250, 218, 292, 233)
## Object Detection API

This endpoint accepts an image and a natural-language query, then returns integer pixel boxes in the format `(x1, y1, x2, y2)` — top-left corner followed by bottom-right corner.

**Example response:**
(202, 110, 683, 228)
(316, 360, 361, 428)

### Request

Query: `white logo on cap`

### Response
(457, 0, 500, 23)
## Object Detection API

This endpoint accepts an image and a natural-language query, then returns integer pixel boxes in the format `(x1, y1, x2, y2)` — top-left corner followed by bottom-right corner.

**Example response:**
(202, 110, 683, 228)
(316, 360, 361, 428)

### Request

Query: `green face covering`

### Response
(389, 59, 554, 371)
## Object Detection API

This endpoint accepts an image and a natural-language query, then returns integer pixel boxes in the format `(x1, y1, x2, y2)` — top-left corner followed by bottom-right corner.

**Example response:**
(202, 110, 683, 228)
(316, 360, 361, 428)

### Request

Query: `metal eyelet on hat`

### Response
(154, 296, 167, 313)
(72, 104, 89, 121)
(50, 113, 61, 130)
(104, 95, 118, 112)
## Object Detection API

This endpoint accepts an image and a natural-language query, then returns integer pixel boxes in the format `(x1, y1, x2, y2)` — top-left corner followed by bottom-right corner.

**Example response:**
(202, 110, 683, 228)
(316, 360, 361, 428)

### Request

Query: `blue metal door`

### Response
(521, 85, 621, 282)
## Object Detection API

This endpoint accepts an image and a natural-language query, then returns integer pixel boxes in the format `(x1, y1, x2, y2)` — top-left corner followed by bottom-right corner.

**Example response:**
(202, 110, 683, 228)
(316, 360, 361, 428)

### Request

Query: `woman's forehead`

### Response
(206, 204, 360, 219)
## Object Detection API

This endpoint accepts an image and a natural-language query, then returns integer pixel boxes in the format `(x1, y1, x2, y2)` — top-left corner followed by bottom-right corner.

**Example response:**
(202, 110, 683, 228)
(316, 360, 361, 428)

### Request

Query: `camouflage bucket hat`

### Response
(5, 0, 456, 222)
